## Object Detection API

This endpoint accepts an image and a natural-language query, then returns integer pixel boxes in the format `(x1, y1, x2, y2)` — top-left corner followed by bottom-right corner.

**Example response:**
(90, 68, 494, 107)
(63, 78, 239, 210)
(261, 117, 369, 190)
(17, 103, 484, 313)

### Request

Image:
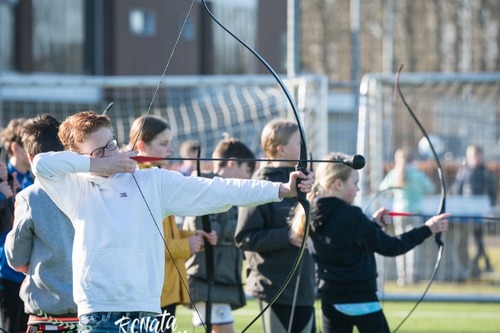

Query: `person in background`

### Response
(0, 159, 14, 240)
(451, 144, 496, 277)
(5, 114, 78, 333)
(184, 136, 256, 333)
(177, 140, 200, 176)
(290, 152, 450, 333)
(31, 110, 312, 333)
(0, 159, 18, 333)
(379, 148, 435, 285)
(2, 119, 33, 190)
(235, 119, 316, 333)
(129, 115, 216, 333)
(0, 118, 32, 333)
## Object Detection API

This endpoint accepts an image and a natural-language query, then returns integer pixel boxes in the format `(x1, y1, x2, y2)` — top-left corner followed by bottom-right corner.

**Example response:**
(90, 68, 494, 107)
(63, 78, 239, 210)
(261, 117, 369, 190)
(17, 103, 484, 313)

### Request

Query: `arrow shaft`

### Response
(132, 156, 347, 164)
(389, 211, 500, 222)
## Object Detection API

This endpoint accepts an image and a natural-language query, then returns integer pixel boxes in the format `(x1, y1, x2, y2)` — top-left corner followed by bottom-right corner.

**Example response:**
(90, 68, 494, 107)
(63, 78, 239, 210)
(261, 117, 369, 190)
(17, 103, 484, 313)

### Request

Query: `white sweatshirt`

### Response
(32, 151, 281, 316)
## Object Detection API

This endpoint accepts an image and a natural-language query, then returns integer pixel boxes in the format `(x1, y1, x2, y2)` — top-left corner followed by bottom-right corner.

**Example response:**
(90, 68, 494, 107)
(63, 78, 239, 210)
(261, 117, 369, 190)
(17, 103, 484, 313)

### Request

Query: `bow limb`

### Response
(199, 2, 310, 332)
(196, 146, 214, 333)
(395, 65, 447, 236)
(392, 65, 446, 333)
(102, 102, 114, 116)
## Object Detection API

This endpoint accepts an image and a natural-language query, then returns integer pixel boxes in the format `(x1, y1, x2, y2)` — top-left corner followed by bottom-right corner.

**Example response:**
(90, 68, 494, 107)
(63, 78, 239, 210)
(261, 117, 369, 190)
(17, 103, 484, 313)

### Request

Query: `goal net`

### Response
(0, 74, 328, 166)
(358, 72, 500, 291)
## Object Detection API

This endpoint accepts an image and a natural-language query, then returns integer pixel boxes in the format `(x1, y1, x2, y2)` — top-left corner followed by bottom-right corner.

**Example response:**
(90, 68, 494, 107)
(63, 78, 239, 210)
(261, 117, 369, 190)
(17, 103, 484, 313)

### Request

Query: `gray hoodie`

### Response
(5, 182, 76, 315)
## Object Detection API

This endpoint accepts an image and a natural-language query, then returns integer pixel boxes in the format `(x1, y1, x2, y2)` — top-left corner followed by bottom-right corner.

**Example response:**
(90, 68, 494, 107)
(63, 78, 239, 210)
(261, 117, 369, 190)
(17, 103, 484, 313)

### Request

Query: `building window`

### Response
(212, 0, 257, 74)
(129, 9, 156, 37)
(0, 1, 15, 71)
(32, 0, 85, 73)
(181, 16, 194, 42)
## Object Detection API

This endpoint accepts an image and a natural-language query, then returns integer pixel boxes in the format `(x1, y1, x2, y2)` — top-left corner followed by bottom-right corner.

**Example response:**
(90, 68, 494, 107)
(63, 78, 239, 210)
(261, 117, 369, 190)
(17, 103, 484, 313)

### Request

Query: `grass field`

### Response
(171, 298, 500, 333)
(169, 236, 500, 332)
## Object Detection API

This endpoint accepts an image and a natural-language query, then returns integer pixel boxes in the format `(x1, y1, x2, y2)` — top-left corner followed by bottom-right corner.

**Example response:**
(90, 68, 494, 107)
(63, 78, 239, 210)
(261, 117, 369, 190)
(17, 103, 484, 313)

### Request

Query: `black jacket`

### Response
(235, 166, 316, 306)
(451, 164, 497, 205)
(309, 197, 431, 303)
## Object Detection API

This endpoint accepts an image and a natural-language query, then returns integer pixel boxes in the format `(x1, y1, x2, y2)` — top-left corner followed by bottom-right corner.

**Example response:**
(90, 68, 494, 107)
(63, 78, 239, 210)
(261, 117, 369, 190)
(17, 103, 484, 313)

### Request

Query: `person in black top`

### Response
(290, 152, 450, 333)
(451, 144, 496, 276)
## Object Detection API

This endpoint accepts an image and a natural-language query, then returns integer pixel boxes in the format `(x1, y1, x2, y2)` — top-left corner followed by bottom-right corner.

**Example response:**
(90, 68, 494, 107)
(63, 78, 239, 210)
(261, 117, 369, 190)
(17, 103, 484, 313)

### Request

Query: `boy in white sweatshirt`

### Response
(32, 111, 313, 333)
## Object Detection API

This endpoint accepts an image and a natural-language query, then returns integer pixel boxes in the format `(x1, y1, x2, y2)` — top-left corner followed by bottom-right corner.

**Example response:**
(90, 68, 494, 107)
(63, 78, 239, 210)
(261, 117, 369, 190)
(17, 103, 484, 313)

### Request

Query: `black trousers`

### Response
(0, 278, 28, 333)
(159, 304, 177, 333)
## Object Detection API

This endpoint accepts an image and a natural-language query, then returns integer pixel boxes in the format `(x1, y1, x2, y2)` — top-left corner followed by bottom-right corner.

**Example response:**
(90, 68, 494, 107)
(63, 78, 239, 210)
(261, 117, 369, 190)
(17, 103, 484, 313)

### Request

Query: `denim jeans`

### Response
(79, 312, 159, 333)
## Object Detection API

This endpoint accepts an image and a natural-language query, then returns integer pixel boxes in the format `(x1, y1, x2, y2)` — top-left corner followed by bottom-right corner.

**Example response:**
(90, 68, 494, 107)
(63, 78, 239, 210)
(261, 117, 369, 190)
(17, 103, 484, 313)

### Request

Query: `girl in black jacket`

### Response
(291, 152, 450, 333)
(235, 119, 316, 333)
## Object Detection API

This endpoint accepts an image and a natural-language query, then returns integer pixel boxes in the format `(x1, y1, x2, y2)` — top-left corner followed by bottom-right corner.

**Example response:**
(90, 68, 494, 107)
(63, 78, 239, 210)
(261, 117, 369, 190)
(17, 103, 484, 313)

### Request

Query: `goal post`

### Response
(357, 71, 500, 291)
(357, 72, 500, 209)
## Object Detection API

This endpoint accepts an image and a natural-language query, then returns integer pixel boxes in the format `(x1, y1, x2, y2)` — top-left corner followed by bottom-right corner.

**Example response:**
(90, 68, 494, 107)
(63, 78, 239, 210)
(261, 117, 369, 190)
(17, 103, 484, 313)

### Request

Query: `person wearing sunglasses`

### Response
(31, 110, 314, 333)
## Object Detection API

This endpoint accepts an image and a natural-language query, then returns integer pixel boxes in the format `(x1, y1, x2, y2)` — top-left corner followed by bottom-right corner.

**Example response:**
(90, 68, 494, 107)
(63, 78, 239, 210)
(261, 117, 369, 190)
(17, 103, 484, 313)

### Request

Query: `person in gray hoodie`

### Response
(5, 114, 78, 333)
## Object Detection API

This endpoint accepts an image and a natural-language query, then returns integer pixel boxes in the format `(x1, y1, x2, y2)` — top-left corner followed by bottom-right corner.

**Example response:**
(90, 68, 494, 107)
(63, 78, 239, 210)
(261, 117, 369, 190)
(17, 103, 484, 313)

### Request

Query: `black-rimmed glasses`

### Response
(89, 137, 118, 158)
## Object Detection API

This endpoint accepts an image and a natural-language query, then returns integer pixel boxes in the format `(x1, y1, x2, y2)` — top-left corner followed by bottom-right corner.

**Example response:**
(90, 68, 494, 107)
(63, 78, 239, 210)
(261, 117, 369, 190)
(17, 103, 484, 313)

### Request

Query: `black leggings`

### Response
(321, 300, 389, 333)
(259, 300, 315, 333)
(159, 304, 177, 333)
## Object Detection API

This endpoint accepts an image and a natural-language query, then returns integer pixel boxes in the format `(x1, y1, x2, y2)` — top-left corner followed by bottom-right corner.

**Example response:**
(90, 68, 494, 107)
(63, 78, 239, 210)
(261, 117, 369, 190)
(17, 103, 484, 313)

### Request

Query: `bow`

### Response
(392, 65, 446, 332)
(126, 1, 308, 330)
(195, 145, 214, 333)
(199, 1, 311, 331)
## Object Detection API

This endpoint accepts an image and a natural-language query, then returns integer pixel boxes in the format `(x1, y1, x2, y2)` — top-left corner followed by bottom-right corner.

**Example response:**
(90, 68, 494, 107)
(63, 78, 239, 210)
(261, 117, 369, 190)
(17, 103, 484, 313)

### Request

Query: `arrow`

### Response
(389, 211, 500, 222)
(130, 154, 366, 170)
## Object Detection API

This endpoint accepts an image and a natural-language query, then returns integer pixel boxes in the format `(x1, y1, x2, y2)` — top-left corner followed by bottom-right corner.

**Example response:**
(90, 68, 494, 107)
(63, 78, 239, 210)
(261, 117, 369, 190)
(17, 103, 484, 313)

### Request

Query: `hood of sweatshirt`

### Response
(310, 196, 347, 231)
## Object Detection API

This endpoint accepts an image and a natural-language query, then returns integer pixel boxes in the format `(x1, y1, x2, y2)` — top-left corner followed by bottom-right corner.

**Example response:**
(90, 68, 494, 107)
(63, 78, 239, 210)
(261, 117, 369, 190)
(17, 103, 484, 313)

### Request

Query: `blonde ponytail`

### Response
(289, 152, 354, 241)
(289, 182, 321, 241)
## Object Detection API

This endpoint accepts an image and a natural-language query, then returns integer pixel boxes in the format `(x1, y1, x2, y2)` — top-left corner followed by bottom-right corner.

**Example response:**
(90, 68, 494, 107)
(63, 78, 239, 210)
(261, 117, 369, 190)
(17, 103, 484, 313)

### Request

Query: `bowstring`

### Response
(130, 0, 196, 151)
(363, 187, 400, 332)
(128, 0, 208, 331)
